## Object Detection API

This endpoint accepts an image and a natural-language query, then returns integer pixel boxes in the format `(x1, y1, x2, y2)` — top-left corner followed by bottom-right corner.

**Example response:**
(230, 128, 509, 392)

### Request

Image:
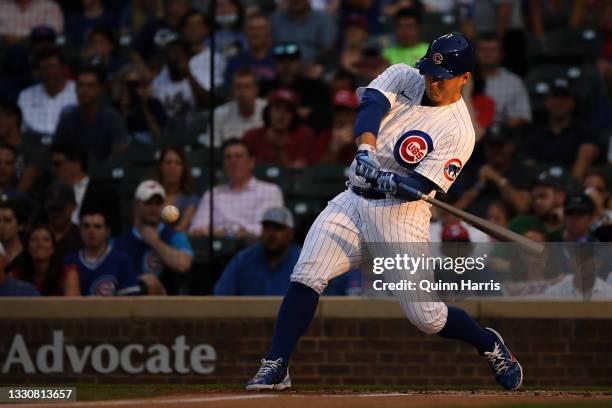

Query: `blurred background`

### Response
(0, 0, 611, 299)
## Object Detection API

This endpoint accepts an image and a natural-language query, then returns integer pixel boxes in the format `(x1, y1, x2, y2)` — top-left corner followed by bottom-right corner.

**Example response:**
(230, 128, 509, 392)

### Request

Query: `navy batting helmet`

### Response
(415, 33, 475, 80)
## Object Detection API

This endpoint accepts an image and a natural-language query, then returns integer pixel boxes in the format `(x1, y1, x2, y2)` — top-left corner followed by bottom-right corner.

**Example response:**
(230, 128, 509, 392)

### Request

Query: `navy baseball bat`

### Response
(396, 182, 544, 256)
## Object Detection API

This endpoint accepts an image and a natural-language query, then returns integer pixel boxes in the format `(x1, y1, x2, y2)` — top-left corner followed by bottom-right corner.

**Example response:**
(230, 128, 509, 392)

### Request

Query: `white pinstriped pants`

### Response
(291, 189, 448, 334)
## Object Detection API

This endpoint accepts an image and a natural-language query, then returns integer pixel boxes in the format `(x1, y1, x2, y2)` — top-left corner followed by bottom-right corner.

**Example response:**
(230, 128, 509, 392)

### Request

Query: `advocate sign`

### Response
(2, 331, 216, 375)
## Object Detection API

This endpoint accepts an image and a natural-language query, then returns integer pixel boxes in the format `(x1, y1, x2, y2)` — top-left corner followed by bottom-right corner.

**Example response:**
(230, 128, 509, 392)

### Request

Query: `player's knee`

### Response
(290, 274, 327, 295)
(401, 303, 447, 334)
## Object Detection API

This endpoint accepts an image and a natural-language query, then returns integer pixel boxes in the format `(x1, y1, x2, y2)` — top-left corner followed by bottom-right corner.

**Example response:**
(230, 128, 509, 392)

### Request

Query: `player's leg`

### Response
(246, 193, 362, 390)
(363, 200, 522, 390)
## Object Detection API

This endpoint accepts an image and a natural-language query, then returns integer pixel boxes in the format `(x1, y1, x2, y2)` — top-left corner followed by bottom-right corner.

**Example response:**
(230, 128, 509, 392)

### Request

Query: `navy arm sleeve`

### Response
(354, 88, 391, 138)
(394, 172, 439, 202)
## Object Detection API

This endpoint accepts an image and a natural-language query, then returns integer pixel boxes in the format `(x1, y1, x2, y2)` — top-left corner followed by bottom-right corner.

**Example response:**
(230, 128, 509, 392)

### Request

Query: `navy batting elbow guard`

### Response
(354, 88, 391, 138)
(393, 173, 437, 201)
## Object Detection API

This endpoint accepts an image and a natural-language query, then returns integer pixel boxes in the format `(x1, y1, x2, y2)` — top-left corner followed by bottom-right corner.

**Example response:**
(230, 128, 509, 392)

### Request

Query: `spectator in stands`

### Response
(181, 9, 225, 95)
(271, 0, 336, 63)
(214, 0, 247, 59)
(461, 67, 495, 141)
(152, 38, 210, 121)
(523, 82, 601, 180)
(114, 63, 167, 145)
(383, 8, 428, 67)
(454, 126, 530, 217)
(50, 142, 121, 236)
(189, 139, 283, 238)
(383, 0, 424, 18)
(528, 0, 588, 40)
(314, 90, 359, 165)
(0, 198, 25, 274)
(487, 200, 514, 229)
(43, 182, 83, 260)
(135, 0, 190, 67)
(18, 48, 77, 137)
(503, 228, 564, 296)
(0, 0, 64, 41)
(64, 208, 141, 296)
(213, 207, 300, 295)
(583, 169, 612, 232)
(353, 44, 390, 87)
(340, 0, 383, 36)
(156, 146, 198, 232)
(509, 173, 566, 241)
(214, 69, 266, 143)
(29, 25, 58, 55)
(82, 26, 127, 82)
(115, 180, 193, 295)
(260, 43, 331, 132)
(329, 69, 358, 97)
(0, 245, 39, 296)
(54, 66, 129, 161)
(224, 13, 276, 84)
(476, 32, 531, 127)
(66, 0, 116, 45)
(563, 193, 596, 243)
(544, 245, 612, 299)
(340, 14, 369, 76)
(0, 103, 44, 194)
(0, 144, 20, 199)
(243, 88, 317, 168)
(11, 224, 70, 295)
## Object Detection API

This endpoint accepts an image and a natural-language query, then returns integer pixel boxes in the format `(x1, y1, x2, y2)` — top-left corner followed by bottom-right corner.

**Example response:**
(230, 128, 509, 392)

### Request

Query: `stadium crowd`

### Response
(0, 0, 611, 298)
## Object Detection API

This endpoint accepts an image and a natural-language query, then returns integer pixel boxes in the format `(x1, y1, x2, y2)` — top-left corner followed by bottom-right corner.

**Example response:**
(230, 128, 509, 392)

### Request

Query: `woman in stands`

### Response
(156, 146, 198, 231)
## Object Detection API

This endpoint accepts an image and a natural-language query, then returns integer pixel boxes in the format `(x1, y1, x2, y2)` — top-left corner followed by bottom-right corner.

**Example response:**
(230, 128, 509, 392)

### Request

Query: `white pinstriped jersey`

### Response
(350, 63, 475, 194)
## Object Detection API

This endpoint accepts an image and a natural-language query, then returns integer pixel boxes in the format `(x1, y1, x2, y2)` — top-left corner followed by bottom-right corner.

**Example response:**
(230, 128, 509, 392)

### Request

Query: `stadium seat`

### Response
(254, 164, 291, 192)
(290, 164, 349, 199)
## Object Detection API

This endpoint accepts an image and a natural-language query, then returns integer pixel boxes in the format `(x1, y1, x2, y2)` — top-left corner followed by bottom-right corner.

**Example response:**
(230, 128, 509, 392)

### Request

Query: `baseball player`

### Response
(246, 33, 523, 391)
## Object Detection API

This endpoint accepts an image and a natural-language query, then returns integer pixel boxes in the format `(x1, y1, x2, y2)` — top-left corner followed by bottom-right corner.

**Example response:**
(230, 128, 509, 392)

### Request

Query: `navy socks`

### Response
(437, 305, 497, 355)
(266, 282, 320, 364)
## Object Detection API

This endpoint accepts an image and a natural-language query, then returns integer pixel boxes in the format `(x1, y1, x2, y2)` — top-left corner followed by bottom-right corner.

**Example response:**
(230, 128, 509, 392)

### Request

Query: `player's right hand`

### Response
(355, 144, 381, 185)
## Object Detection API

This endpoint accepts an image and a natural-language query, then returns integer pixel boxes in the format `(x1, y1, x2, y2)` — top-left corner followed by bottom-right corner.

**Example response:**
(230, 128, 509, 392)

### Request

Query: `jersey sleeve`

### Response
(412, 129, 475, 194)
(356, 64, 422, 109)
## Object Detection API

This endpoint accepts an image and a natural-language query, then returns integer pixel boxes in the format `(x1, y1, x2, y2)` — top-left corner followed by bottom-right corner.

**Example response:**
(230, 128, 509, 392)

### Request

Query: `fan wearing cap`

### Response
(213, 207, 300, 295)
(259, 42, 331, 132)
(382, 8, 429, 67)
(114, 180, 194, 295)
(508, 173, 566, 242)
(242, 88, 316, 168)
(313, 90, 359, 165)
(563, 193, 597, 243)
(524, 81, 602, 180)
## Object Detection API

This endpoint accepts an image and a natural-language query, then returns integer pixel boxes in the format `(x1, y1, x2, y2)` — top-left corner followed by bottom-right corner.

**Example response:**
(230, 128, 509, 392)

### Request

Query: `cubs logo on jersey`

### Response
(444, 158, 462, 181)
(393, 130, 433, 169)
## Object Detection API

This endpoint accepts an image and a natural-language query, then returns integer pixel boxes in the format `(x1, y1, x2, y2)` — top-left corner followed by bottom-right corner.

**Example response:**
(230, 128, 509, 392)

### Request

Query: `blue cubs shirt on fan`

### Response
(114, 225, 193, 277)
(64, 247, 141, 296)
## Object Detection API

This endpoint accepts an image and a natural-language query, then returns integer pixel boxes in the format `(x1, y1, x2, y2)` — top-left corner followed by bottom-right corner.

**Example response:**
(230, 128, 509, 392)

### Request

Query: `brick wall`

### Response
(1, 316, 610, 386)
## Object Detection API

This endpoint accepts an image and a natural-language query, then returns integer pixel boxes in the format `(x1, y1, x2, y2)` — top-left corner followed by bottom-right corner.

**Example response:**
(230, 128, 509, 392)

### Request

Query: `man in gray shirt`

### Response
(476, 32, 531, 128)
(271, 0, 336, 63)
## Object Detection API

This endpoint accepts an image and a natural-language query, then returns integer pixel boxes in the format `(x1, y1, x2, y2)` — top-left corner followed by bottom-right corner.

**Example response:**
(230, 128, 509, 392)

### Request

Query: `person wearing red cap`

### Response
(313, 90, 359, 165)
(242, 88, 316, 168)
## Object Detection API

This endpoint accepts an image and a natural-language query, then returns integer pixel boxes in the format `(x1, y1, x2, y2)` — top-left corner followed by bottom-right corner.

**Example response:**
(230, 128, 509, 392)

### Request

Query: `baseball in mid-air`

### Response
(161, 205, 180, 223)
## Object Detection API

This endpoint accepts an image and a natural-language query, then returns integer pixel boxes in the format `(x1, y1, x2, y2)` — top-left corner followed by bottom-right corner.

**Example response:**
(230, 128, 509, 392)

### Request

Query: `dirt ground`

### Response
(5, 390, 611, 408)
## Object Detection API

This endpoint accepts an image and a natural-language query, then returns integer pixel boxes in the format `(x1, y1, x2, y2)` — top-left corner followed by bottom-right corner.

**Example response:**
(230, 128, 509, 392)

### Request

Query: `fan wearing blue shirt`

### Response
(114, 180, 193, 295)
(64, 209, 141, 297)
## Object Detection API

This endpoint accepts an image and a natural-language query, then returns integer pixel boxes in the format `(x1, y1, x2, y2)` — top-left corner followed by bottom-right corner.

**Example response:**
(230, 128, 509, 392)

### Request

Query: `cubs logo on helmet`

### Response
(432, 53, 443, 64)
(393, 130, 434, 169)
(443, 158, 462, 181)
